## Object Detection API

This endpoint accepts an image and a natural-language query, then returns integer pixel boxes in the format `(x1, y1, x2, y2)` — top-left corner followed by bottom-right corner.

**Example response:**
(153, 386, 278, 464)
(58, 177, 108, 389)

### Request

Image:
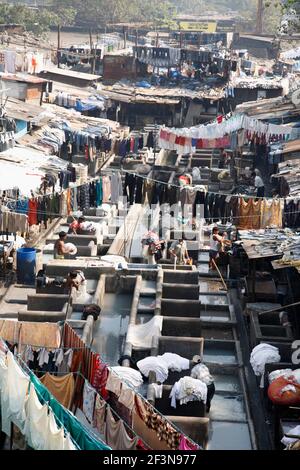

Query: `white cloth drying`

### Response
(190, 363, 214, 385)
(24, 385, 49, 450)
(46, 410, 65, 450)
(150, 383, 163, 398)
(127, 316, 163, 349)
(137, 356, 169, 383)
(250, 343, 281, 388)
(38, 348, 50, 367)
(170, 376, 207, 408)
(0, 351, 30, 435)
(157, 353, 190, 372)
(110, 366, 143, 388)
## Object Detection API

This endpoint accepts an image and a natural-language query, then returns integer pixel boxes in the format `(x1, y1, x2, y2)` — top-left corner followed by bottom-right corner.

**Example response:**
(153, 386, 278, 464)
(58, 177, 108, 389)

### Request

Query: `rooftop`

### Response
(0, 73, 48, 84)
(39, 67, 101, 82)
(100, 82, 225, 105)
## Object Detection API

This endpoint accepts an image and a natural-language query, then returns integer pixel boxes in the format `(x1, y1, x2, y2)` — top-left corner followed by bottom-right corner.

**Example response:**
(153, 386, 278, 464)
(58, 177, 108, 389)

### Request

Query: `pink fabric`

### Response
(178, 436, 199, 451)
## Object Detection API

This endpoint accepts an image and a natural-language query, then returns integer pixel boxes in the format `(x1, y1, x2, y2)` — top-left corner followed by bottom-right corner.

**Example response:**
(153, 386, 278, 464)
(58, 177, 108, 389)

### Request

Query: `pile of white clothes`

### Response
(170, 376, 207, 408)
(110, 366, 143, 388)
(250, 343, 281, 387)
(190, 363, 214, 385)
(137, 356, 169, 383)
(281, 424, 300, 449)
(137, 353, 190, 383)
(126, 316, 163, 349)
(269, 368, 300, 384)
(64, 243, 77, 255)
(157, 353, 190, 372)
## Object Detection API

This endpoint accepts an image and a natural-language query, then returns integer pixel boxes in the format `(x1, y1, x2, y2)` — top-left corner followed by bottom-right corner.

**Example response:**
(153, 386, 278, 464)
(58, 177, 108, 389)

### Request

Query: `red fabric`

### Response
(268, 376, 300, 406)
(179, 175, 191, 185)
(69, 220, 80, 232)
(196, 139, 203, 149)
(28, 198, 38, 226)
(91, 353, 109, 400)
(130, 137, 135, 153)
(136, 439, 150, 450)
(159, 129, 167, 140)
(217, 115, 223, 123)
(178, 435, 199, 450)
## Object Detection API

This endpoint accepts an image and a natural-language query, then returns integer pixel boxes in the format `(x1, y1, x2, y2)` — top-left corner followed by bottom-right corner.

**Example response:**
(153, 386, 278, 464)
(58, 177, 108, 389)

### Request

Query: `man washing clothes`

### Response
(54, 232, 68, 260)
(169, 238, 191, 266)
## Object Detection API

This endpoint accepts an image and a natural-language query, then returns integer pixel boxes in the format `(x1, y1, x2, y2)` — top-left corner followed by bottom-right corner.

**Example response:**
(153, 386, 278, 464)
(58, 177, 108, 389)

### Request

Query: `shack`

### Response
(0, 74, 50, 104)
(102, 54, 148, 84)
(39, 67, 101, 88)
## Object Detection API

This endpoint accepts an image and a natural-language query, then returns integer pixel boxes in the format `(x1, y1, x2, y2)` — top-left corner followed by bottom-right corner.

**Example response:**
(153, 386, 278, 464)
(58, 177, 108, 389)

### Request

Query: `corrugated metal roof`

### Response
(100, 83, 224, 104)
(4, 97, 47, 122)
(40, 67, 101, 81)
(0, 73, 47, 84)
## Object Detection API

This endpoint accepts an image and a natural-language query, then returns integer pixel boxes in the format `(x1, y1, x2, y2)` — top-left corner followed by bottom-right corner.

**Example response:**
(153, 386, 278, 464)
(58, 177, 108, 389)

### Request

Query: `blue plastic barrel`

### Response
(16, 247, 36, 285)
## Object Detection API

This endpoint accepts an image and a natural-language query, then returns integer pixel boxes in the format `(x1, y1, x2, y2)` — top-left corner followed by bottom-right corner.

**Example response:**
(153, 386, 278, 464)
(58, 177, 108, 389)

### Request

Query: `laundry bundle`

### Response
(169, 376, 208, 408)
(250, 343, 281, 387)
(137, 353, 190, 384)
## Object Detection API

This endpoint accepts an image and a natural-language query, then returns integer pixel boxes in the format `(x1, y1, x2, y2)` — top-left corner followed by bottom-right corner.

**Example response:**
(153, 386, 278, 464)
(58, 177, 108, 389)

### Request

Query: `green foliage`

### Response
(0, 0, 297, 35)
(0, 3, 76, 35)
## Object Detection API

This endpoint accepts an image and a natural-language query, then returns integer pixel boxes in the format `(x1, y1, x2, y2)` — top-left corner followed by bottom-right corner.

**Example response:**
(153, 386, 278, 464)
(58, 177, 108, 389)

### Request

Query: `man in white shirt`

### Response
(169, 238, 190, 265)
(252, 171, 265, 197)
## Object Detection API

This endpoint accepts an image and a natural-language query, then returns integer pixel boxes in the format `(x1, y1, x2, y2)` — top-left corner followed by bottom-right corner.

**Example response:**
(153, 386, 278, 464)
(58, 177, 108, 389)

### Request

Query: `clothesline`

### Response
(158, 113, 294, 152)
(6, 346, 79, 450)
(118, 168, 300, 202)
(75, 369, 150, 450)
(13, 359, 150, 450)
(16, 353, 109, 450)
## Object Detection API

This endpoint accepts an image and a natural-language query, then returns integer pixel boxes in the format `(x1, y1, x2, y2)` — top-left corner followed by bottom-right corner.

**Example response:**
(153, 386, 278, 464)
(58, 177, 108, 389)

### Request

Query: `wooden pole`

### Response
(256, 0, 264, 35)
(123, 26, 127, 49)
(93, 47, 96, 75)
(57, 24, 61, 68)
(89, 28, 93, 73)
(212, 258, 228, 291)
(254, 300, 300, 316)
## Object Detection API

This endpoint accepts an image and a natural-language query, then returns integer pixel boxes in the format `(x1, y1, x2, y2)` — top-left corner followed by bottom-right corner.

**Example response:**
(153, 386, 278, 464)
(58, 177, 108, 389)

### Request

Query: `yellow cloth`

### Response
(238, 198, 261, 230)
(40, 373, 75, 409)
(260, 199, 283, 228)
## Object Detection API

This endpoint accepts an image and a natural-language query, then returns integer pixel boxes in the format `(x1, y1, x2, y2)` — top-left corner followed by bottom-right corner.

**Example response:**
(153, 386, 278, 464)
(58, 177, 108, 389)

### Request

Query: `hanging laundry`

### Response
(93, 395, 107, 434)
(126, 316, 163, 349)
(105, 370, 122, 397)
(40, 372, 75, 409)
(0, 350, 30, 436)
(104, 408, 137, 450)
(82, 380, 96, 424)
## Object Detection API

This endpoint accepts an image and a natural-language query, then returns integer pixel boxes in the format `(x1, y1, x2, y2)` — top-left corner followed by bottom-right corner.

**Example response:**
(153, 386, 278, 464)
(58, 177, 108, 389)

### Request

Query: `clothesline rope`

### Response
(2, 168, 299, 227)
(15, 354, 108, 450)
(75, 370, 150, 450)
(0, 345, 80, 449)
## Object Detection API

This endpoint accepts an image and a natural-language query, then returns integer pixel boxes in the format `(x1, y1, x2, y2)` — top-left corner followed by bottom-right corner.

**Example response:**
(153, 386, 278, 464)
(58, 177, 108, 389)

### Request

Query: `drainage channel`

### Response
(198, 249, 255, 450)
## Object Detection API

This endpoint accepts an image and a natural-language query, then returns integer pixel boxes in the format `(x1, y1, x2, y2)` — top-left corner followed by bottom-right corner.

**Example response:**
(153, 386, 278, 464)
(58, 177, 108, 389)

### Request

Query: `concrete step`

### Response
(200, 294, 229, 307)
(140, 280, 156, 296)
